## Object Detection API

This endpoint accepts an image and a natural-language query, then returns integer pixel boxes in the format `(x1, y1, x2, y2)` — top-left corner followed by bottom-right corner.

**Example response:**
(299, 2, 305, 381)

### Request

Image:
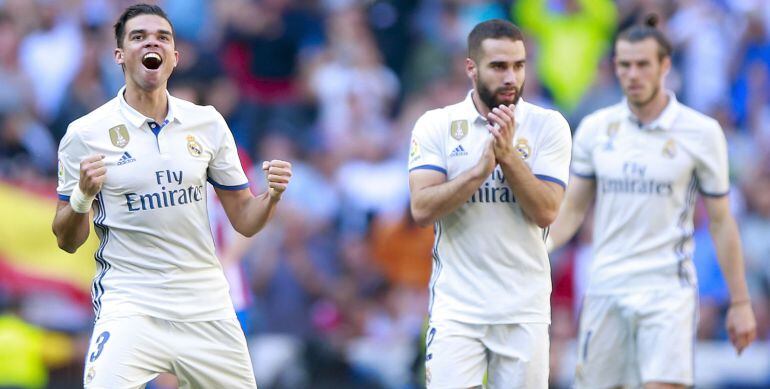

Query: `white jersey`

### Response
(57, 86, 248, 321)
(408, 91, 572, 324)
(571, 92, 729, 295)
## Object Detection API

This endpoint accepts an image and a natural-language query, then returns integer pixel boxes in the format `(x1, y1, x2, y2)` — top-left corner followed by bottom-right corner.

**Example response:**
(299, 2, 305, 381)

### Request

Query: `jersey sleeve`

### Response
(531, 112, 572, 189)
(207, 112, 249, 190)
(695, 122, 730, 197)
(408, 111, 446, 174)
(56, 127, 90, 201)
(570, 114, 598, 179)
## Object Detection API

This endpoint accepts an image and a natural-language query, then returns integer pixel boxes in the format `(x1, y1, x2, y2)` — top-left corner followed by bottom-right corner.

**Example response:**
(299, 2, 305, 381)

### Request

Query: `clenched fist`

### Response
(80, 154, 107, 196)
(262, 159, 292, 200)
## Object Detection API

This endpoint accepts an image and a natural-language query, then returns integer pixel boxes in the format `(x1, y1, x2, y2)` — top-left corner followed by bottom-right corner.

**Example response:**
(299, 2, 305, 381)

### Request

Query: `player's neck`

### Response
(471, 90, 491, 117)
(628, 88, 669, 126)
(124, 84, 169, 123)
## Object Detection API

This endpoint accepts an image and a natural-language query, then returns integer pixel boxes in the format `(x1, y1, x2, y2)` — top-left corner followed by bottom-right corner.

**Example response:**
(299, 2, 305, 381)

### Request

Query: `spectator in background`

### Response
(0, 12, 34, 115)
(19, 0, 83, 122)
(307, 4, 399, 156)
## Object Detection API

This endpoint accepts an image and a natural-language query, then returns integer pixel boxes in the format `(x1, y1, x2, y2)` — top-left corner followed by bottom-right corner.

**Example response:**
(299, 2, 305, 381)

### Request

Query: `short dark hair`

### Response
(467, 19, 524, 61)
(616, 14, 672, 60)
(114, 3, 173, 48)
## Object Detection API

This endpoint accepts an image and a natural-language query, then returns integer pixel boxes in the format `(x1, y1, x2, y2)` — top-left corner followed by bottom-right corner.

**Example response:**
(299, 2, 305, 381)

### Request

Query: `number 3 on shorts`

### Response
(89, 331, 111, 362)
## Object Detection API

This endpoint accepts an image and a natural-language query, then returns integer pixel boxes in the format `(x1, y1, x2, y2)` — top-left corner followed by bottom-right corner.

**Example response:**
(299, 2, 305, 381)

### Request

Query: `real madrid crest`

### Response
(515, 137, 531, 160)
(662, 138, 677, 158)
(604, 121, 620, 150)
(187, 135, 203, 157)
(109, 125, 130, 148)
(450, 120, 468, 141)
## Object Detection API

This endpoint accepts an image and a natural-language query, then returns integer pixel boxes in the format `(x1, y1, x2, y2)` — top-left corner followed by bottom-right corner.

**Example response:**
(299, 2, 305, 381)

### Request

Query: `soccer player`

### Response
(51, 4, 292, 388)
(408, 19, 571, 388)
(548, 16, 757, 389)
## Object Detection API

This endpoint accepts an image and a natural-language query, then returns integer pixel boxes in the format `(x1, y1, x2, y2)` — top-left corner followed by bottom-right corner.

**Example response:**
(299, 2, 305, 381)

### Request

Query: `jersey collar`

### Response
(622, 90, 680, 132)
(117, 85, 180, 129)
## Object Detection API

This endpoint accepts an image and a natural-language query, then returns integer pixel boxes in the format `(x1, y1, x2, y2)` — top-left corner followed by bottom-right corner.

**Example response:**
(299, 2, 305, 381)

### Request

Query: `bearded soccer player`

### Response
(408, 19, 571, 389)
(52, 4, 292, 388)
(548, 16, 756, 389)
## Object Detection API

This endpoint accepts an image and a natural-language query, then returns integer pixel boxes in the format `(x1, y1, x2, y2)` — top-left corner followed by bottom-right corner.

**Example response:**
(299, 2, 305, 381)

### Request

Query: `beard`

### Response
(476, 76, 523, 111)
(627, 83, 660, 108)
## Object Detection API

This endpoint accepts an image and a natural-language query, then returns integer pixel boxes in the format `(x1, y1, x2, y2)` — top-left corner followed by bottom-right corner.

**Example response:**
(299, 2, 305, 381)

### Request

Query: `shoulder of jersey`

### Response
(171, 96, 222, 127)
(66, 98, 121, 135)
(521, 101, 569, 125)
(577, 102, 625, 131)
(675, 103, 721, 133)
(416, 105, 453, 131)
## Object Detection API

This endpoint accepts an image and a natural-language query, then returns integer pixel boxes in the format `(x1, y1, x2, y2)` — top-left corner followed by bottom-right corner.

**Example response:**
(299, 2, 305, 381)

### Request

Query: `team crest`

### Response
(186, 135, 203, 157)
(515, 138, 531, 160)
(662, 138, 677, 158)
(85, 367, 96, 384)
(410, 138, 421, 163)
(108, 125, 130, 148)
(450, 120, 468, 141)
(57, 158, 64, 186)
(604, 121, 620, 150)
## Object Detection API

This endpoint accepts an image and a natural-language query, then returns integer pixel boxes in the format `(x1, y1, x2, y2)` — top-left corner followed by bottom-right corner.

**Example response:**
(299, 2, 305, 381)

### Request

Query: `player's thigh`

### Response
(171, 318, 257, 389)
(485, 323, 549, 389)
(425, 320, 487, 389)
(637, 288, 696, 387)
(84, 315, 168, 389)
(574, 295, 634, 389)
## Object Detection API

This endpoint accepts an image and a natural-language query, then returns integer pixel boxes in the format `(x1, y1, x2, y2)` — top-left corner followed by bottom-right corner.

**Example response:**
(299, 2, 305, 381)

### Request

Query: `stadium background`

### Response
(0, 0, 769, 387)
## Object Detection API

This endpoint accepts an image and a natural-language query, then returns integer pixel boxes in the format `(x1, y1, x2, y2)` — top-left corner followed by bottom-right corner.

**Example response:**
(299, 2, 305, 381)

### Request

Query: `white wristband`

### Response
(69, 185, 96, 213)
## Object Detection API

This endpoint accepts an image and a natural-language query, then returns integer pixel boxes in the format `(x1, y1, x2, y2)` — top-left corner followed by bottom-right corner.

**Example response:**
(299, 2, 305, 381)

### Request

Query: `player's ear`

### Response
(114, 48, 124, 65)
(173, 50, 179, 68)
(660, 55, 671, 76)
(466, 58, 477, 79)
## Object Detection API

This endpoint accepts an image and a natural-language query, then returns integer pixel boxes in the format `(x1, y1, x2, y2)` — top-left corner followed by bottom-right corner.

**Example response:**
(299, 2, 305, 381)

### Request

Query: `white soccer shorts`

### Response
(83, 314, 257, 388)
(425, 319, 549, 389)
(574, 287, 697, 388)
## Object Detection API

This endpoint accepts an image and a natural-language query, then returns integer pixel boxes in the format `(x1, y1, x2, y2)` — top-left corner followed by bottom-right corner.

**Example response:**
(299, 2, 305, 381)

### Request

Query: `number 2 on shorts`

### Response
(89, 331, 111, 362)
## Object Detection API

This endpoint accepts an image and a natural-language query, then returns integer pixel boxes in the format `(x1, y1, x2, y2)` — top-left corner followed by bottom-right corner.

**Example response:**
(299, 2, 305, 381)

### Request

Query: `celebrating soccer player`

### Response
(52, 4, 291, 388)
(408, 19, 571, 388)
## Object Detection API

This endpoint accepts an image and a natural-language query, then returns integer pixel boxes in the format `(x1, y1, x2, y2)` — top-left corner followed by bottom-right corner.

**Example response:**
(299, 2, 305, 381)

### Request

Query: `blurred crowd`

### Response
(1, 0, 769, 388)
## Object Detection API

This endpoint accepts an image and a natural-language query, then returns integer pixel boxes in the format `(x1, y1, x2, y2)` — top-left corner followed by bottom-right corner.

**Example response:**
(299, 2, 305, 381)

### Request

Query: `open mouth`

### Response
(142, 52, 162, 70)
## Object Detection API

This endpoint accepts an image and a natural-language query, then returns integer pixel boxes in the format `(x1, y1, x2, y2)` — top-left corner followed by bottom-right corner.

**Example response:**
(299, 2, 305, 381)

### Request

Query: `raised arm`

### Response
(409, 137, 496, 227)
(215, 160, 291, 237)
(487, 104, 569, 227)
(52, 154, 105, 253)
(704, 194, 757, 354)
(547, 175, 596, 251)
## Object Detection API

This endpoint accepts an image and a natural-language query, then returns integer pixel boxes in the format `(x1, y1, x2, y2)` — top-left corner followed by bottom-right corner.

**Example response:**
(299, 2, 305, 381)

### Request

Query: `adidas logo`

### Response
(449, 144, 468, 157)
(117, 151, 136, 166)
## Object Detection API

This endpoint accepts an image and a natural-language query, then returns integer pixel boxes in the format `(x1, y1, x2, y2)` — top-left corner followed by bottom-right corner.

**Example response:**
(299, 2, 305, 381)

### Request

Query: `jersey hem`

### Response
(428, 314, 550, 326)
(409, 164, 447, 175)
(534, 174, 566, 189)
(570, 170, 595, 179)
(699, 188, 729, 197)
(207, 178, 249, 191)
